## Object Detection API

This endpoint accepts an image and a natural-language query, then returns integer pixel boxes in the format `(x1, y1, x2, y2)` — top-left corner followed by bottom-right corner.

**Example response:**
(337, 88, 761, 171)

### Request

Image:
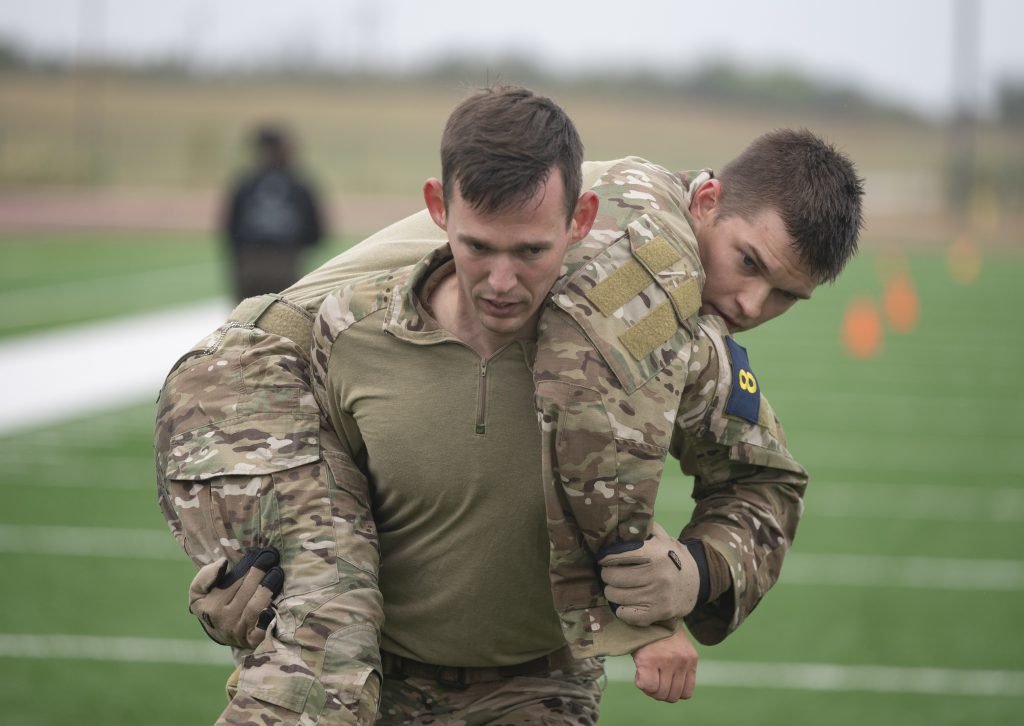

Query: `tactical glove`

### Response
(189, 547, 285, 649)
(597, 522, 709, 627)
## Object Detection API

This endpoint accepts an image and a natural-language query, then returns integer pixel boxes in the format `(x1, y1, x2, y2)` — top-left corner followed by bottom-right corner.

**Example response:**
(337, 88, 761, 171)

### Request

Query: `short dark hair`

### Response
(440, 86, 584, 224)
(716, 129, 865, 283)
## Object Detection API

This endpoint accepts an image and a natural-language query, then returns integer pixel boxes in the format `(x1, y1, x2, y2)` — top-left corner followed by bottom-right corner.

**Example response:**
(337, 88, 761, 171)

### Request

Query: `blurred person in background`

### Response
(159, 86, 863, 725)
(223, 124, 325, 301)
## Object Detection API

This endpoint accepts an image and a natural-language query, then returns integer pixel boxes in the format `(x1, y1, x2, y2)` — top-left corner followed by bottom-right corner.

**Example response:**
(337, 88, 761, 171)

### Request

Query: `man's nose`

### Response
(488, 259, 518, 293)
(736, 284, 770, 322)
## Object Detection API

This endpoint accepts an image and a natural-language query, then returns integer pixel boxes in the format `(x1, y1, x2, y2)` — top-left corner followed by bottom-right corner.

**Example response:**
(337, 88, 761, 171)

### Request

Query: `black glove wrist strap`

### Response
(681, 538, 711, 607)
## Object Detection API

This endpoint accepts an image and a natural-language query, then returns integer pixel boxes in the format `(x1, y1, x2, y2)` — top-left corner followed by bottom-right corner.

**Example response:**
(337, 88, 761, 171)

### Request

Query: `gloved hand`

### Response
(189, 547, 285, 649)
(597, 523, 708, 627)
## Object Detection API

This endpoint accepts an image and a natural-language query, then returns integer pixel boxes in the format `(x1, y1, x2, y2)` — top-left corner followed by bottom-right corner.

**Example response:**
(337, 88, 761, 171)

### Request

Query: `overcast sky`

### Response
(1, 0, 1022, 118)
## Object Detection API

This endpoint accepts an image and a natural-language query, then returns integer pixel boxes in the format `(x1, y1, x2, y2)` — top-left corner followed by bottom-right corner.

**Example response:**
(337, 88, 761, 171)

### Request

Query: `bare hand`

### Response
(631, 629, 698, 702)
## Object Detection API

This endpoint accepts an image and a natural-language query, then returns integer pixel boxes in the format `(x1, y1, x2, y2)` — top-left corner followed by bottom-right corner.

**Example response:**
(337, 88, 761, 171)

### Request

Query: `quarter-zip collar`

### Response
(383, 244, 457, 344)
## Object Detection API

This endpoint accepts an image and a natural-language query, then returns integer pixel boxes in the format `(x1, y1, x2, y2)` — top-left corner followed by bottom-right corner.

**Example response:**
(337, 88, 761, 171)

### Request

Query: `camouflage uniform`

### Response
(156, 157, 807, 724)
(154, 220, 443, 724)
(309, 248, 608, 724)
(306, 158, 807, 718)
(375, 655, 606, 725)
(532, 159, 807, 652)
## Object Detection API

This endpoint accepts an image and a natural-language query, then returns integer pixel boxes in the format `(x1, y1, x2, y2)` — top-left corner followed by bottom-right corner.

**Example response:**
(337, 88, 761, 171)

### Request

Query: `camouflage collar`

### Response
(384, 244, 459, 343)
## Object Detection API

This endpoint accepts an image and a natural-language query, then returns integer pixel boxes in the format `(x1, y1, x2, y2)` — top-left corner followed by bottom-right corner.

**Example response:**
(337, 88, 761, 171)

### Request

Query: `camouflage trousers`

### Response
(155, 299, 384, 724)
(376, 656, 605, 725)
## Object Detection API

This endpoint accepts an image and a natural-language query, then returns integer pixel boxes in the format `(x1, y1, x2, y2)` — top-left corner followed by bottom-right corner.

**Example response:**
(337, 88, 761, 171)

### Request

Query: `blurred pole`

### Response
(74, 0, 106, 184)
(353, 0, 384, 73)
(948, 0, 979, 219)
(182, 2, 214, 72)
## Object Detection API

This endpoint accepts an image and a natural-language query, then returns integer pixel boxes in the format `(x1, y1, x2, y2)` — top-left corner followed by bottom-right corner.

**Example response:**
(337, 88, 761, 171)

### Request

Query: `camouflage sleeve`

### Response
(670, 317, 808, 646)
(155, 320, 383, 724)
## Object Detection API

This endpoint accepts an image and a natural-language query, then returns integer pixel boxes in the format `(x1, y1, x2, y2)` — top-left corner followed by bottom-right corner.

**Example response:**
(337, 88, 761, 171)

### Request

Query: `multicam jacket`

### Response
(310, 157, 808, 659)
(535, 159, 807, 654)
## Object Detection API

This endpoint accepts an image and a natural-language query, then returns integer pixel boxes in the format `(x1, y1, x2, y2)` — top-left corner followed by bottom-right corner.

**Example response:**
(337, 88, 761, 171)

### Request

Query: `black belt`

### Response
(381, 647, 576, 688)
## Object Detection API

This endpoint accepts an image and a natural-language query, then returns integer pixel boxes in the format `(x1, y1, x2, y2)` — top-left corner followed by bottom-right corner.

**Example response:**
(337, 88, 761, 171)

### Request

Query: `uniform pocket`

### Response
(165, 412, 320, 481)
(237, 628, 320, 715)
(163, 413, 339, 595)
(323, 619, 384, 719)
(234, 597, 384, 720)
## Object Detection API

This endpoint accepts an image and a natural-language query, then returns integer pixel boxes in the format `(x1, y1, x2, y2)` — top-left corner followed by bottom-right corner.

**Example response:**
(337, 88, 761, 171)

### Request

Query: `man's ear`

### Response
(423, 178, 447, 231)
(689, 178, 721, 224)
(570, 190, 600, 242)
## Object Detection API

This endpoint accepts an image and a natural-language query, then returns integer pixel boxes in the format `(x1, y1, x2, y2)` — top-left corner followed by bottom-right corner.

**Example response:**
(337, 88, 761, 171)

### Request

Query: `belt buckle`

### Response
(435, 666, 470, 690)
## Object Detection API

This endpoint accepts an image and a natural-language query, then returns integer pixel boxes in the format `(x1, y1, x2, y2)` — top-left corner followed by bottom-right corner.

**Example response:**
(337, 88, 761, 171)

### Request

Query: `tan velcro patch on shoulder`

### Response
(619, 301, 676, 360)
(633, 237, 681, 273)
(585, 237, 683, 316)
(619, 281, 701, 361)
(586, 259, 651, 316)
(667, 277, 701, 322)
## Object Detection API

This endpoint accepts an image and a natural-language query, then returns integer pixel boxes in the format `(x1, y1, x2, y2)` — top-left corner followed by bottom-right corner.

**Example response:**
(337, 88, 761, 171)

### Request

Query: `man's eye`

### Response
(524, 247, 545, 257)
(780, 290, 799, 302)
(741, 253, 757, 269)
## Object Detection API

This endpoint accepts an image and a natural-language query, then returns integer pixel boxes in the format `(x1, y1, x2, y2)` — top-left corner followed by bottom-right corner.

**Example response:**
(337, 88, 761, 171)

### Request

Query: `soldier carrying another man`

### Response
(156, 85, 863, 724)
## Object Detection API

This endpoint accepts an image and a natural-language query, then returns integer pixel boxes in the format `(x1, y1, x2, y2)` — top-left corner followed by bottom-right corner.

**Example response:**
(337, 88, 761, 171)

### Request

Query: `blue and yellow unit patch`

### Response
(724, 337, 761, 424)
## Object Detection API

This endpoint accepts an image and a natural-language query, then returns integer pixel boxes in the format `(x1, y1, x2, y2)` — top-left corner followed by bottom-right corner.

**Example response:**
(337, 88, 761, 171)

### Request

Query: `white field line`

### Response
(809, 483, 1024, 523)
(603, 658, 1024, 697)
(2, 523, 1022, 592)
(0, 633, 1020, 697)
(7, 452, 1022, 525)
(782, 553, 1024, 591)
(1, 456, 152, 489)
(0, 264, 216, 326)
(7, 437, 1024, 518)
(0, 299, 230, 435)
(0, 634, 230, 666)
(6, 446, 1023, 526)
(4, 407, 155, 443)
(0, 525, 179, 560)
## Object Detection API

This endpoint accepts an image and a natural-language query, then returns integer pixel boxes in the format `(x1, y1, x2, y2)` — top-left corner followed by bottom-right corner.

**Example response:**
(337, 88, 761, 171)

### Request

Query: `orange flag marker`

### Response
(883, 273, 919, 334)
(842, 297, 883, 360)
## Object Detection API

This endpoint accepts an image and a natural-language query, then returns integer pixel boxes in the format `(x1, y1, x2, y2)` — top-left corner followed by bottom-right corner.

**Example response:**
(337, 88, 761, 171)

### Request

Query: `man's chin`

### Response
(700, 304, 738, 333)
(479, 312, 527, 336)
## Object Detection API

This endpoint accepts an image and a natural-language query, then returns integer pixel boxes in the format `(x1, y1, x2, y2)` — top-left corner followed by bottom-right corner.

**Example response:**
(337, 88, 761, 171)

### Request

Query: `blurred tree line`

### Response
(0, 36, 1021, 229)
(0, 38, 971, 122)
(2, 33, 1023, 124)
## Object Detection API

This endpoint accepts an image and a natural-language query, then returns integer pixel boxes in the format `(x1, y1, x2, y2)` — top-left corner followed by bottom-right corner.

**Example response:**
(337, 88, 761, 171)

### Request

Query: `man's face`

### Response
(426, 169, 596, 348)
(692, 183, 817, 333)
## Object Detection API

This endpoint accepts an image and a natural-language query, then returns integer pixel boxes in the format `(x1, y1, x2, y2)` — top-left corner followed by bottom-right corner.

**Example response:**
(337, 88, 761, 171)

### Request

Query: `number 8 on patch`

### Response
(724, 337, 762, 424)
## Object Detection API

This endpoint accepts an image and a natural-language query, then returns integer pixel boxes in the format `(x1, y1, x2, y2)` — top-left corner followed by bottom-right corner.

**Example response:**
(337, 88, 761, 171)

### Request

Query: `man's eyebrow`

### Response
(457, 233, 494, 249)
(514, 240, 554, 251)
(458, 234, 553, 251)
(750, 247, 812, 300)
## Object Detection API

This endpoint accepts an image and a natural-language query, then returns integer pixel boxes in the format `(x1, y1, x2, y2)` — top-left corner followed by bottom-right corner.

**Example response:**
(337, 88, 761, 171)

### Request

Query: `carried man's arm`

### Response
(601, 316, 808, 645)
